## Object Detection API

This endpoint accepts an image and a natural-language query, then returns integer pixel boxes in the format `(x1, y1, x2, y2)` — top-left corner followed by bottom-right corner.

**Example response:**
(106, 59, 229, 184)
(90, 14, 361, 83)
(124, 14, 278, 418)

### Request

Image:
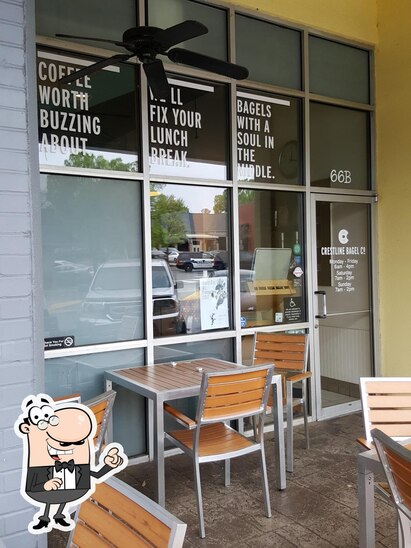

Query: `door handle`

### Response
(315, 290, 327, 319)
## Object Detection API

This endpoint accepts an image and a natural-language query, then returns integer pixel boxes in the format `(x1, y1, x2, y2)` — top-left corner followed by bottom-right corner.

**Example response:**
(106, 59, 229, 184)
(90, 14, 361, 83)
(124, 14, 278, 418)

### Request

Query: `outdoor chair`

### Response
(252, 331, 310, 472)
(66, 476, 187, 548)
(371, 428, 411, 548)
(165, 364, 274, 538)
(358, 377, 411, 499)
(358, 378, 411, 450)
(84, 389, 117, 459)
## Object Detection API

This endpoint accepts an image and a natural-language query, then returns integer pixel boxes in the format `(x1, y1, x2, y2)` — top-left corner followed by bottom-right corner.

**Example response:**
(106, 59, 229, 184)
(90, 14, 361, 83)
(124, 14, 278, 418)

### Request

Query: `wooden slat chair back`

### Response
(199, 367, 271, 423)
(371, 428, 411, 547)
(165, 365, 274, 538)
(252, 332, 310, 472)
(253, 332, 307, 372)
(67, 477, 186, 548)
(359, 378, 411, 450)
(84, 390, 116, 459)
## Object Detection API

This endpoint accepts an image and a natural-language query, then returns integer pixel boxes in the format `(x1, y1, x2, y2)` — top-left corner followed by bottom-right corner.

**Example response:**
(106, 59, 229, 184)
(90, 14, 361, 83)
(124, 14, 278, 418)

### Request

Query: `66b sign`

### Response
(330, 169, 352, 184)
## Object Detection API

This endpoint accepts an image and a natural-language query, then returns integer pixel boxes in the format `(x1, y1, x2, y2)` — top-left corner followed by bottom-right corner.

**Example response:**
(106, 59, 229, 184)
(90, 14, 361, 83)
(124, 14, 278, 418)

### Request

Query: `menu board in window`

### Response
(236, 90, 301, 184)
(37, 48, 140, 171)
(148, 77, 229, 179)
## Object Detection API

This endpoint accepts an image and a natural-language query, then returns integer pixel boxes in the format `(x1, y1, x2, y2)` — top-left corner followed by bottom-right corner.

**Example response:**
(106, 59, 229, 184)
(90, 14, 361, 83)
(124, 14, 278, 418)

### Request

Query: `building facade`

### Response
(1, 0, 410, 544)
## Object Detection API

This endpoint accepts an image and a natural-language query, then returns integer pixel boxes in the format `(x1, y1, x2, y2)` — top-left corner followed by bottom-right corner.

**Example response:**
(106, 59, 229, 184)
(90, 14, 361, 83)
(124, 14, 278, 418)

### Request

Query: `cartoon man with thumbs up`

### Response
(15, 394, 127, 534)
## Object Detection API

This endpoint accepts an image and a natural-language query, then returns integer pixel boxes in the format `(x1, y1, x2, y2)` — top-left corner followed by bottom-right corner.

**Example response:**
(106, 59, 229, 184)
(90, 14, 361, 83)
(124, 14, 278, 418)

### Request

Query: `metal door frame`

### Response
(310, 193, 378, 421)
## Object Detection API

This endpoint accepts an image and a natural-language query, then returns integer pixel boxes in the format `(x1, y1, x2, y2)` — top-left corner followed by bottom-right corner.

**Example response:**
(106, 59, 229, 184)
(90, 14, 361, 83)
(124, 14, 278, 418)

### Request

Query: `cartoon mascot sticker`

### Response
(14, 394, 127, 534)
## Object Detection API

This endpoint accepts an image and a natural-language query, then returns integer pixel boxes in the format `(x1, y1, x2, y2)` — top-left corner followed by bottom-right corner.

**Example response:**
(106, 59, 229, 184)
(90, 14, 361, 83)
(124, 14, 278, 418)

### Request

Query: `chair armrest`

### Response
(286, 371, 312, 384)
(356, 436, 374, 450)
(164, 403, 197, 430)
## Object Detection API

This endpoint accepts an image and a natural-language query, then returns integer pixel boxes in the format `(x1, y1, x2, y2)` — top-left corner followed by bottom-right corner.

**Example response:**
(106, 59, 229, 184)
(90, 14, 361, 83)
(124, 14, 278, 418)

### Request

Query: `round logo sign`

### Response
(338, 229, 349, 245)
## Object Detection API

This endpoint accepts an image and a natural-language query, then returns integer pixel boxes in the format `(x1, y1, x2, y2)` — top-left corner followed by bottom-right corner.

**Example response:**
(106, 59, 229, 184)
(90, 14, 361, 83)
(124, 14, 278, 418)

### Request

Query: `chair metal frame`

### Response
(252, 332, 310, 472)
(165, 364, 274, 538)
(67, 476, 187, 548)
(84, 389, 116, 459)
(371, 428, 411, 548)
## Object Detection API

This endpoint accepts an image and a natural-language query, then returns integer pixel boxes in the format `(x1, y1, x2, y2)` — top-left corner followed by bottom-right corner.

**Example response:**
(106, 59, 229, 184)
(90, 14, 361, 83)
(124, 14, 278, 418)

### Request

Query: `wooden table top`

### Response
(109, 358, 245, 394)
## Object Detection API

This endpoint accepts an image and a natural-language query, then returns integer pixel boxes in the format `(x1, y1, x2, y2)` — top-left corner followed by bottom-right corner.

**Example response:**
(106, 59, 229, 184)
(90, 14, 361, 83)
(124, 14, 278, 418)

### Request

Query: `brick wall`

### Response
(0, 0, 43, 546)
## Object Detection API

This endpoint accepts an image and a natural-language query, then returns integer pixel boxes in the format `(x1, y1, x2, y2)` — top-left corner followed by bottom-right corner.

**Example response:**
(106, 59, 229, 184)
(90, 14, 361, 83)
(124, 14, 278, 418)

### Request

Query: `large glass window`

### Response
(41, 174, 143, 347)
(35, 0, 137, 47)
(238, 189, 305, 329)
(45, 348, 145, 456)
(236, 15, 301, 90)
(151, 183, 231, 337)
(310, 103, 370, 189)
(149, 76, 229, 179)
(237, 89, 302, 184)
(37, 48, 140, 170)
(309, 36, 370, 104)
(147, 0, 227, 61)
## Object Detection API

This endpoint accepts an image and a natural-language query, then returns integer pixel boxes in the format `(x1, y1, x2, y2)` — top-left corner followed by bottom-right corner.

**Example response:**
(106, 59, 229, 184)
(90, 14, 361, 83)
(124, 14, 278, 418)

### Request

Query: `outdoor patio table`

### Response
(358, 439, 411, 547)
(105, 357, 286, 507)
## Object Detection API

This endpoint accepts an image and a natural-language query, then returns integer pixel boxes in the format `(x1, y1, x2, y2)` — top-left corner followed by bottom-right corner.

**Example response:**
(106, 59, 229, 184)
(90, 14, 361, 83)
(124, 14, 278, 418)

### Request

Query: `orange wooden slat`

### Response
(371, 424, 411, 437)
(92, 409, 106, 425)
(205, 388, 264, 408)
(203, 400, 262, 420)
(255, 343, 305, 355)
(206, 377, 266, 396)
(169, 423, 254, 456)
(89, 400, 108, 415)
(71, 521, 112, 548)
(256, 333, 305, 343)
(369, 409, 411, 422)
(367, 395, 411, 408)
(365, 381, 411, 394)
(207, 369, 268, 385)
(79, 499, 151, 547)
(91, 482, 171, 547)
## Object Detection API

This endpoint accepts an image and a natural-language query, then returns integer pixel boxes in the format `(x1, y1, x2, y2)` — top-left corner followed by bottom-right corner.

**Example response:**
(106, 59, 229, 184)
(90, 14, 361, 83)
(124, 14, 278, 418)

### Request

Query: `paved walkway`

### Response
(118, 412, 396, 547)
(48, 412, 397, 547)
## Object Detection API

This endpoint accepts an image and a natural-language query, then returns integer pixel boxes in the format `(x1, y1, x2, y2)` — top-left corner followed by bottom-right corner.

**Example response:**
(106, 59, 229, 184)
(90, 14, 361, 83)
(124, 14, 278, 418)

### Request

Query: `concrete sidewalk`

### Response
(48, 412, 396, 547)
(118, 412, 396, 547)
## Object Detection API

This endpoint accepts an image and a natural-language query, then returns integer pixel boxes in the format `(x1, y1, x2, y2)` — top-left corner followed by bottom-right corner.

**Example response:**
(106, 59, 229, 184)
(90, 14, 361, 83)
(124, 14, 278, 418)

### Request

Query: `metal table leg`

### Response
(153, 395, 166, 507)
(272, 376, 286, 490)
(358, 455, 376, 547)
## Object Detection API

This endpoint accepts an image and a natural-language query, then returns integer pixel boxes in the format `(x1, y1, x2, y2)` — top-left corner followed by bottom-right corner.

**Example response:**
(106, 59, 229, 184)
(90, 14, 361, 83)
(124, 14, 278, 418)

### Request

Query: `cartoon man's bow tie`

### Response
(55, 459, 75, 473)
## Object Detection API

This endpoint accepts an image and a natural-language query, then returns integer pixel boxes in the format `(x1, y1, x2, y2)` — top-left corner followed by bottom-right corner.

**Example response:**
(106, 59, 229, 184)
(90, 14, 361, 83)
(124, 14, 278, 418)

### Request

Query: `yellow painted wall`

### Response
(227, 0, 377, 44)
(375, 0, 411, 375)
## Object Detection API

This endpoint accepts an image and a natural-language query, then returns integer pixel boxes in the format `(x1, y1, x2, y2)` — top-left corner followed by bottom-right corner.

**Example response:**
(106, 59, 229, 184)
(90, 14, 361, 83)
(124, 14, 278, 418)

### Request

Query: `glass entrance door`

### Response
(311, 195, 374, 418)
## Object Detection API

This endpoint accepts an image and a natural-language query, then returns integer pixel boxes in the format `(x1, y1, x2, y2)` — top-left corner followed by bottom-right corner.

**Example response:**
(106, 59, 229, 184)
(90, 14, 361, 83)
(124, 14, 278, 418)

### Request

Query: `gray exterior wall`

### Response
(0, 0, 43, 545)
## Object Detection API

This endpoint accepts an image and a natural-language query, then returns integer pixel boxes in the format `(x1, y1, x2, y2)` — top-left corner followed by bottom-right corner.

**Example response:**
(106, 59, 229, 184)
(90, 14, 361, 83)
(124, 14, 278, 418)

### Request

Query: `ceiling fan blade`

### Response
(56, 33, 127, 47)
(155, 20, 208, 51)
(168, 48, 249, 80)
(58, 53, 133, 85)
(143, 59, 170, 100)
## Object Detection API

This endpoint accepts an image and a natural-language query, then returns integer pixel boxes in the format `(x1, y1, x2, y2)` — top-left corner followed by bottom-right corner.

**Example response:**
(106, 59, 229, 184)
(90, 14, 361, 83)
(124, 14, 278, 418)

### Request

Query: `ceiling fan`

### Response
(56, 20, 249, 99)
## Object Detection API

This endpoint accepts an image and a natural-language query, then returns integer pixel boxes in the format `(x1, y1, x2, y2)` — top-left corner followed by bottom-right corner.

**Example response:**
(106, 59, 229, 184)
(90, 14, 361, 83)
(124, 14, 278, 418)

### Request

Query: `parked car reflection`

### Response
(81, 259, 182, 339)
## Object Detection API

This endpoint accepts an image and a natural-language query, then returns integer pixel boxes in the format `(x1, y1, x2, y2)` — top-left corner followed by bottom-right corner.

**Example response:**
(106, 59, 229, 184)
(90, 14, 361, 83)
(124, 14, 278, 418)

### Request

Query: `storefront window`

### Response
(236, 14, 302, 90)
(37, 48, 140, 170)
(45, 348, 146, 457)
(238, 189, 305, 329)
(35, 0, 137, 46)
(237, 89, 302, 184)
(309, 36, 370, 104)
(310, 103, 370, 189)
(41, 174, 144, 347)
(147, 0, 227, 61)
(151, 183, 231, 337)
(148, 76, 229, 179)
